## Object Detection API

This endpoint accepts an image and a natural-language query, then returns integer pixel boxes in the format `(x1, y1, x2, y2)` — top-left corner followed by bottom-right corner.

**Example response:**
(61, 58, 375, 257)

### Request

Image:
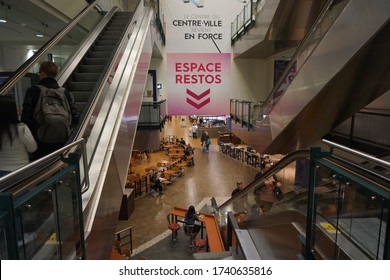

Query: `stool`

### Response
(193, 239, 206, 253)
(168, 223, 180, 247)
(167, 214, 180, 247)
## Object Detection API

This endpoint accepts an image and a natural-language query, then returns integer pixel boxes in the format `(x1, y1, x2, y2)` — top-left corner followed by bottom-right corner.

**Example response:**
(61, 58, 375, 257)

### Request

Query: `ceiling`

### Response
(0, 0, 72, 47)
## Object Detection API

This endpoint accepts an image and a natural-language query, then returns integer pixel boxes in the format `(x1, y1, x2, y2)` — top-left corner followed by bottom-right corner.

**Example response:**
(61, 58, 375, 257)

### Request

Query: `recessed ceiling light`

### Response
(36, 34, 44, 38)
(0, 19, 7, 23)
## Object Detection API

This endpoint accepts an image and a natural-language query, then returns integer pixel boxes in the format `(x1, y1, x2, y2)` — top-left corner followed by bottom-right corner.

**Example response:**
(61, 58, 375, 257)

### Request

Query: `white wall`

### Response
(1, 46, 39, 72)
(231, 58, 274, 102)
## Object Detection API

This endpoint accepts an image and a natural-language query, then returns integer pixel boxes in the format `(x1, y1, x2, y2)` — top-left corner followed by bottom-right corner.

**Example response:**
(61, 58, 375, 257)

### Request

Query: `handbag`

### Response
(273, 186, 284, 201)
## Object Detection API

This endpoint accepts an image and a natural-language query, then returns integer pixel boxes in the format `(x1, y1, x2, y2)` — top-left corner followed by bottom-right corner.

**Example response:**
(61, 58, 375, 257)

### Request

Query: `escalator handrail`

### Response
(261, 0, 343, 113)
(322, 139, 390, 170)
(0, 138, 89, 194)
(217, 149, 311, 210)
(217, 143, 390, 211)
(0, 0, 101, 96)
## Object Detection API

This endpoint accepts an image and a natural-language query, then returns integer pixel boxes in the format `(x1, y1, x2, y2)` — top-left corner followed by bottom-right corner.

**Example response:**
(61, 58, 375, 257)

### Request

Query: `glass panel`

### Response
(139, 101, 167, 126)
(244, 2, 252, 26)
(16, 189, 57, 260)
(312, 162, 388, 259)
(11, 163, 84, 260)
(0, 214, 8, 259)
(340, 182, 386, 259)
(55, 171, 82, 260)
(219, 156, 309, 223)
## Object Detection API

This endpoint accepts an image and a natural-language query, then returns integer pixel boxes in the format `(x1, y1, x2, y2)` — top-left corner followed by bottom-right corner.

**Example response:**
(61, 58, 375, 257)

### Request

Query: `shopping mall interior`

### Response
(0, 0, 389, 260)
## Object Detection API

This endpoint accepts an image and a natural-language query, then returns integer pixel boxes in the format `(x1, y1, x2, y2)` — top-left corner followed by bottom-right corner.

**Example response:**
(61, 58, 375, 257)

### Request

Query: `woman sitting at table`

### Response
(184, 205, 201, 236)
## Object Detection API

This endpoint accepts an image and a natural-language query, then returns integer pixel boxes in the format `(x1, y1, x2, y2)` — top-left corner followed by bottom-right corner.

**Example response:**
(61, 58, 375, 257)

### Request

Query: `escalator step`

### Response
(67, 81, 96, 91)
(75, 102, 87, 113)
(77, 65, 105, 73)
(105, 27, 124, 32)
(98, 35, 121, 41)
(71, 91, 92, 102)
(64, 11, 133, 117)
(95, 40, 118, 46)
(88, 51, 111, 59)
(91, 45, 113, 52)
(83, 57, 109, 65)
(73, 72, 101, 82)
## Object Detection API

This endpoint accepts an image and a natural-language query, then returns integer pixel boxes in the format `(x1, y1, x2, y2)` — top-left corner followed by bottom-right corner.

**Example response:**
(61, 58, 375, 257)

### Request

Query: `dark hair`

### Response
(186, 205, 196, 218)
(39, 61, 58, 77)
(0, 95, 19, 149)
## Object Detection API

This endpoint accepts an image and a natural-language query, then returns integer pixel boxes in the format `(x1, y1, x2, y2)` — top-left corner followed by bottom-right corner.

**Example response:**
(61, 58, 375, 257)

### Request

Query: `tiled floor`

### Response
(115, 117, 261, 258)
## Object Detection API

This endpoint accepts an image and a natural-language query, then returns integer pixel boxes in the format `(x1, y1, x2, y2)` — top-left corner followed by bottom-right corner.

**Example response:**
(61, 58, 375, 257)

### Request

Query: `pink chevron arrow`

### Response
(186, 89, 210, 100)
(186, 97, 210, 109)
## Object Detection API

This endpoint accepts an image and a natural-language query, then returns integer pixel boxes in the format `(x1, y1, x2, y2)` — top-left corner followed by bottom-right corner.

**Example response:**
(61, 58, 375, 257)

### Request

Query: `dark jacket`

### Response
(21, 77, 80, 138)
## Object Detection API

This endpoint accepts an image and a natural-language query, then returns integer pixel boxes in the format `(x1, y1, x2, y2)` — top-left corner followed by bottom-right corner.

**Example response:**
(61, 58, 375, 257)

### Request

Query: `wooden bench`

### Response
(170, 207, 225, 253)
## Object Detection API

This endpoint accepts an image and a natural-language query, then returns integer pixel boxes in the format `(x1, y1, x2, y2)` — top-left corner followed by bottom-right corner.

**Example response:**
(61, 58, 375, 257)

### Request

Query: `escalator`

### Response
(262, 0, 390, 154)
(231, 0, 390, 155)
(214, 141, 390, 259)
(64, 12, 132, 113)
(0, 1, 155, 259)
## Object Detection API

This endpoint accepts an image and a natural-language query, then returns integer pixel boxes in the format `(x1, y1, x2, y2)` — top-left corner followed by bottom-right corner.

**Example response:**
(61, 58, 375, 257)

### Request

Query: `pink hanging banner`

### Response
(166, 0, 244, 115)
(167, 52, 231, 115)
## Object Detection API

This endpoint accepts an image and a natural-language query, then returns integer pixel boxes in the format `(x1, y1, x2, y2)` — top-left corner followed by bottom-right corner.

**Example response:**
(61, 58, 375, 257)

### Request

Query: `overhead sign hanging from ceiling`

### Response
(166, 0, 244, 115)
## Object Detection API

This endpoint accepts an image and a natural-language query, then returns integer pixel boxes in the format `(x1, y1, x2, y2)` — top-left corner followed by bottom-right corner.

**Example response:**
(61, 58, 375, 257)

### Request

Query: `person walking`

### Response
(200, 131, 207, 146)
(21, 61, 80, 160)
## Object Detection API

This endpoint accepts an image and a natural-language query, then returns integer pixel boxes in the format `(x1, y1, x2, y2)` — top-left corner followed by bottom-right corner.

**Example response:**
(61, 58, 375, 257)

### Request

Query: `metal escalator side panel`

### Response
(266, 0, 390, 154)
(81, 5, 154, 259)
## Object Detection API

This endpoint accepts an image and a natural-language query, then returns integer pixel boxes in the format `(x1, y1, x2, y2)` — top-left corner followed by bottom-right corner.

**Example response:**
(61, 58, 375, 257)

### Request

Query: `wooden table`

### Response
(170, 207, 225, 253)
(145, 166, 162, 172)
(163, 169, 178, 180)
(169, 153, 184, 159)
(158, 160, 171, 167)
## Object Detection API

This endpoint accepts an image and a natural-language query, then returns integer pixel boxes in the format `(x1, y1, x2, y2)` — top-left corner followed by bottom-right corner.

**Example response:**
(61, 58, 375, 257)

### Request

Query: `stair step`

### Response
(91, 45, 113, 52)
(88, 51, 111, 59)
(83, 57, 108, 65)
(71, 91, 92, 102)
(75, 102, 87, 113)
(77, 65, 105, 73)
(99, 35, 121, 41)
(72, 72, 101, 82)
(95, 39, 118, 46)
(67, 81, 96, 91)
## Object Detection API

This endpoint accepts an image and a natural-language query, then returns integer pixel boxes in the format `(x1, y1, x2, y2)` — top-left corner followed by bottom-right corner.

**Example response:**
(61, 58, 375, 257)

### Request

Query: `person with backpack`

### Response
(21, 61, 80, 160)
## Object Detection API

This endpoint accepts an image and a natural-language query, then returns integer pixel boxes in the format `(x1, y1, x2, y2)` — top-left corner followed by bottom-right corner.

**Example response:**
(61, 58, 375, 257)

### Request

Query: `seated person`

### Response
(184, 205, 201, 236)
(184, 145, 195, 165)
(150, 173, 163, 194)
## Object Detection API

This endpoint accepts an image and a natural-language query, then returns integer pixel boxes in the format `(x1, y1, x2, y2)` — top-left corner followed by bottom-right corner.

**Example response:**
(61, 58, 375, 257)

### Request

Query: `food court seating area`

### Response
(219, 142, 271, 169)
(126, 136, 195, 198)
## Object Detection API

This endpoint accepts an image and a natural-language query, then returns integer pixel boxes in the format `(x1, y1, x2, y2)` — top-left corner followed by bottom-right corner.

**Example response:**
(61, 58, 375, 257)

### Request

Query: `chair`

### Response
(113, 240, 121, 254)
(121, 248, 131, 259)
(167, 214, 180, 247)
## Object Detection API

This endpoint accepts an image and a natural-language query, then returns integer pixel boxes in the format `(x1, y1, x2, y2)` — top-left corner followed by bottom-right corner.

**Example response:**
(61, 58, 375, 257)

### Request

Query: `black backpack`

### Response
(33, 85, 72, 144)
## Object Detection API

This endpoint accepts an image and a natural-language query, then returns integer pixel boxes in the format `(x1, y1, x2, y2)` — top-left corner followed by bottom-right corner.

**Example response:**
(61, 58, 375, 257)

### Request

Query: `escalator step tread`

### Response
(67, 81, 96, 91)
(77, 65, 105, 73)
(72, 72, 101, 81)
(83, 57, 109, 65)
(72, 91, 92, 102)
(88, 51, 112, 58)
